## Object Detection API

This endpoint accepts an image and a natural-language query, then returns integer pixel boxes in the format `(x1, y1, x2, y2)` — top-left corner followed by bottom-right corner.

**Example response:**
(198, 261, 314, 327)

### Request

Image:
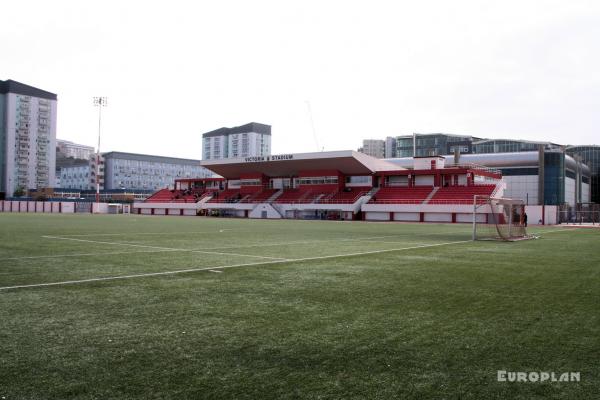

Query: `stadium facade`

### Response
(360, 133, 597, 206)
(385, 150, 591, 206)
(132, 148, 593, 225)
(135, 150, 529, 222)
(0, 80, 57, 196)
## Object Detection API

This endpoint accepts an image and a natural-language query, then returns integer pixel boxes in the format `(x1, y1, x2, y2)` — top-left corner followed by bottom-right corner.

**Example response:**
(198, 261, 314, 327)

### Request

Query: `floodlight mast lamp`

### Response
(93, 97, 107, 205)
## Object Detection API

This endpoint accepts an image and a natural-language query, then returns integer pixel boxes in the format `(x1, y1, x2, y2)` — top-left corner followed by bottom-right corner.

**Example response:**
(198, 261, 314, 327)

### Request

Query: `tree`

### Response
(13, 186, 26, 197)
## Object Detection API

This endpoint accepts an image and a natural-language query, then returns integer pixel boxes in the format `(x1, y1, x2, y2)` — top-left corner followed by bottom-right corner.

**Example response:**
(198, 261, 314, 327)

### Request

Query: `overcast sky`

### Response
(2, 0, 599, 159)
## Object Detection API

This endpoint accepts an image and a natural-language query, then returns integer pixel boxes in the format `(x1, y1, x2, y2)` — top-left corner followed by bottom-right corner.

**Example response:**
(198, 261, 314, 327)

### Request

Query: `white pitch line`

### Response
(203, 235, 406, 251)
(58, 228, 241, 237)
(2, 233, 466, 262)
(0, 235, 419, 262)
(40, 235, 285, 261)
(534, 227, 584, 235)
(0, 240, 471, 291)
(1, 248, 181, 261)
(203, 231, 470, 252)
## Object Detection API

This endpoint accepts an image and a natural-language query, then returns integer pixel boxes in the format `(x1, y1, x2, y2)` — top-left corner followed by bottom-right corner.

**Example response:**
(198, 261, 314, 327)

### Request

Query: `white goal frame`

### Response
(472, 195, 531, 241)
(107, 203, 131, 214)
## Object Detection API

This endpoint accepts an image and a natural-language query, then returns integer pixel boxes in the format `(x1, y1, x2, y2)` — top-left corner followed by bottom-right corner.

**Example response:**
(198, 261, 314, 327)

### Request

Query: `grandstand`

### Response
(132, 151, 522, 223)
(145, 178, 224, 204)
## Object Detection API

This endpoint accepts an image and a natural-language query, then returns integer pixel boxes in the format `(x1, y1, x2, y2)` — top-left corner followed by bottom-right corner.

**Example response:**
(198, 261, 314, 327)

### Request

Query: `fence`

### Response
(0, 200, 118, 214)
(558, 203, 600, 224)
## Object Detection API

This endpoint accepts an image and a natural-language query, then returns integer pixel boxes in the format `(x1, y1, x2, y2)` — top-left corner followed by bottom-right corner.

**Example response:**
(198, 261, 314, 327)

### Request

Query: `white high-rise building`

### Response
(202, 122, 271, 160)
(0, 80, 57, 196)
(57, 139, 95, 160)
(360, 139, 386, 158)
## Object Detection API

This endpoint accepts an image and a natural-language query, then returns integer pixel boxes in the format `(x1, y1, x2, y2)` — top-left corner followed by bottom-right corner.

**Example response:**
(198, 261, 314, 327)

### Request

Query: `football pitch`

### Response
(1, 213, 599, 399)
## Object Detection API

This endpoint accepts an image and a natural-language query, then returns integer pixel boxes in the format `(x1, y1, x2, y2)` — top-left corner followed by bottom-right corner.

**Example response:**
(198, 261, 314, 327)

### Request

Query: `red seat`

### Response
(428, 184, 495, 204)
(369, 186, 433, 204)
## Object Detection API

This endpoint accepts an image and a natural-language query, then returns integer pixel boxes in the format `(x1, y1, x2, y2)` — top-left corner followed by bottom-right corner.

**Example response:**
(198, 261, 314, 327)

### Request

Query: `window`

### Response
(240, 179, 261, 186)
(297, 176, 338, 185)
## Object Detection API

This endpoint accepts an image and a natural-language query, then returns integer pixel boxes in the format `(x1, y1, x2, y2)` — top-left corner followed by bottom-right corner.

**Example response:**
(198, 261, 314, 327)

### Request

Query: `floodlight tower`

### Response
(93, 97, 107, 204)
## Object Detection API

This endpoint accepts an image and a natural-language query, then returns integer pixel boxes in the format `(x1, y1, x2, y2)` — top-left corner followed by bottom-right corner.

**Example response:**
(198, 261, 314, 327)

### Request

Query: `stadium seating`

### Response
(145, 189, 201, 203)
(207, 189, 243, 203)
(145, 189, 172, 202)
(273, 188, 309, 203)
(318, 187, 370, 203)
(273, 188, 335, 203)
(241, 189, 279, 203)
(428, 184, 496, 204)
(368, 186, 434, 204)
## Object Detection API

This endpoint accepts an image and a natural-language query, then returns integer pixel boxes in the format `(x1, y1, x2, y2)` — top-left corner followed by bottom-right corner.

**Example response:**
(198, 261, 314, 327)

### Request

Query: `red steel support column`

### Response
(452, 213, 456, 223)
(419, 212, 425, 222)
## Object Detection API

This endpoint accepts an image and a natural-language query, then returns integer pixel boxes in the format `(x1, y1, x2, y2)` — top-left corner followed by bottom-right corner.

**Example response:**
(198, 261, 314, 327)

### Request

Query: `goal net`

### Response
(107, 203, 131, 214)
(473, 196, 531, 241)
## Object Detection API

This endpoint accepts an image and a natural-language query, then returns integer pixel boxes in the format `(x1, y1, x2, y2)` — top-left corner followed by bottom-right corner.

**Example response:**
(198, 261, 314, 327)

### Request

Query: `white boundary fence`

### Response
(0, 201, 130, 214)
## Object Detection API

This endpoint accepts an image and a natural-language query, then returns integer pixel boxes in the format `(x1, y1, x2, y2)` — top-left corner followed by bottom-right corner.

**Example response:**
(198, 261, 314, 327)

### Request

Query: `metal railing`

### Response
(368, 198, 486, 205)
(443, 162, 502, 175)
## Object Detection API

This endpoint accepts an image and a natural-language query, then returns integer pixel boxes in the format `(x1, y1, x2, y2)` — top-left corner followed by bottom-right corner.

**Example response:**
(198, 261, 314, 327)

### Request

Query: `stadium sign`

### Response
(244, 154, 294, 162)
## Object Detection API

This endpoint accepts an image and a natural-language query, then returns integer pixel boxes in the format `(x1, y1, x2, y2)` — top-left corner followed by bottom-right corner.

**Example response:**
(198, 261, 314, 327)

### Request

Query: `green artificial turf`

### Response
(0, 213, 599, 399)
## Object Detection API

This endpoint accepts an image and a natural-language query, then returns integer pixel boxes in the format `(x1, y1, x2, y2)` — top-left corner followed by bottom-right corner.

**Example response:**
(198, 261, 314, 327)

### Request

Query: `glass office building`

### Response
(395, 134, 476, 158)
(542, 151, 566, 205)
(373, 133, 598, 205)
(392, 135, 563, 158)
(566, 146, 600, 203)
(472, 139, 561, 154)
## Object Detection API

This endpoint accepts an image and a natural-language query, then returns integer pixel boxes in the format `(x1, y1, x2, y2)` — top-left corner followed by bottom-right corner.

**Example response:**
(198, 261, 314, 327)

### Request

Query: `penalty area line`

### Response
(40, 235, 284, 261)
(0, 240, 470, 291)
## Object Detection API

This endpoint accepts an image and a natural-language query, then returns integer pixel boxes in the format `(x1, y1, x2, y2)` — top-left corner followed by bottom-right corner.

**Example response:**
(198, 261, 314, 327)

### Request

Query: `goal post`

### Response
(473, 196, 531, 241)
